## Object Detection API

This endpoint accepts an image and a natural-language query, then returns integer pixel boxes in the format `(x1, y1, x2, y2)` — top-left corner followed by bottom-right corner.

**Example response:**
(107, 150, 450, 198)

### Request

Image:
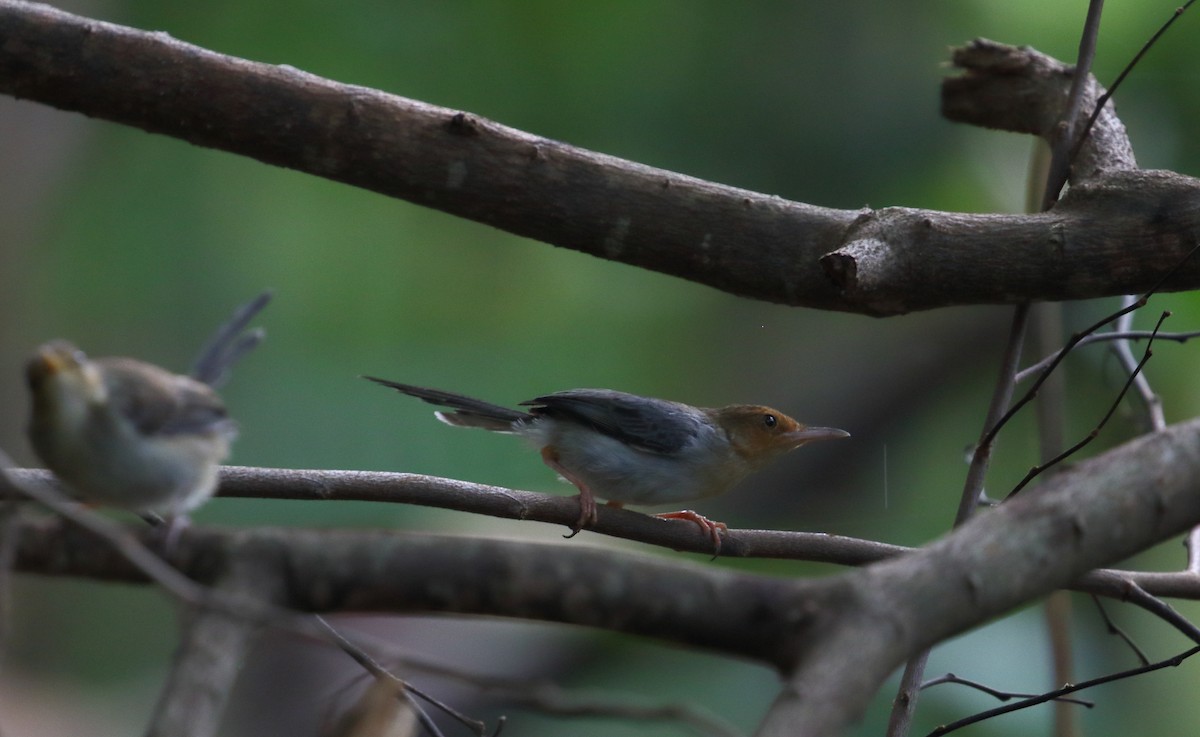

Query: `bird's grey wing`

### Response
(363, 377, 529, 431)
(100, 359, 233, 438)
(522, 389, 702, 454)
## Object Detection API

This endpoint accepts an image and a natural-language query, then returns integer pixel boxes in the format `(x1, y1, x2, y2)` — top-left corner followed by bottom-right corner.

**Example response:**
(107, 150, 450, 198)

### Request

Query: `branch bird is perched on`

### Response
(364, 378, 849, 546)
(25, 292, 272, 527)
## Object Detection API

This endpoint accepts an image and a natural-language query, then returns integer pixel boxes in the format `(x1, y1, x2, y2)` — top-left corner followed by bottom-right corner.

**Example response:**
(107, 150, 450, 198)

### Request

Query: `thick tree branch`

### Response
(12, 517, 845, 671)
(759, 417, 1200, 735)
(2, 3, 1199, 315)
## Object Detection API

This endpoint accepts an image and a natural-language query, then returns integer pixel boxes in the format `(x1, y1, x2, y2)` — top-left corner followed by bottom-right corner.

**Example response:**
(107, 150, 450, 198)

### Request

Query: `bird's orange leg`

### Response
(655, 509, 728, 556)
(540, 446, 596, 538)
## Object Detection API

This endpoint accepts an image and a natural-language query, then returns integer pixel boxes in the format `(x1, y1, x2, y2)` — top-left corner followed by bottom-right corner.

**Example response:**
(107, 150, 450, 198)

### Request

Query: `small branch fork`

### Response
(920, 674, 1092, 708)
(926, 645, 1200, 737)
(1006, 310, 1171, 498)
(980, 244, 1197, 452)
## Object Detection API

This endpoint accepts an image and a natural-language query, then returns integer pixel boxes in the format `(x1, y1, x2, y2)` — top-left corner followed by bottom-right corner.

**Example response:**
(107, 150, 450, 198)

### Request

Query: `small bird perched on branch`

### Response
(363, 377, 849, 547)
(25, 292, 272, 528)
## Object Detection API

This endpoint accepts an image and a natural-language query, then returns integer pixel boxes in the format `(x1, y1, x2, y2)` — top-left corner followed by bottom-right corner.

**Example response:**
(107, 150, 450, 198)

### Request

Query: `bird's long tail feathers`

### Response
(191, 291, 273, 388)
(362, 377, 528, 432)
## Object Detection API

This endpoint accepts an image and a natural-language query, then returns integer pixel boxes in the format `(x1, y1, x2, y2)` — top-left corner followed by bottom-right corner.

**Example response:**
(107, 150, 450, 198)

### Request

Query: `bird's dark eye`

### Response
(763, 414, 777, 428)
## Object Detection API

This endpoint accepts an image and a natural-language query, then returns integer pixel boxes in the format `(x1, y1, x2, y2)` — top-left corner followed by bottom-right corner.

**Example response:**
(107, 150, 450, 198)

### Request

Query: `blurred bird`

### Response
(25, 292, 271, 526)
(363, 378, 849, 546)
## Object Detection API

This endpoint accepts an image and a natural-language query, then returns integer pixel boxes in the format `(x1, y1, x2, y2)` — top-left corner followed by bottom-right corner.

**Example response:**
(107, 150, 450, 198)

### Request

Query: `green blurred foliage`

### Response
(4, 1, 1200, 735)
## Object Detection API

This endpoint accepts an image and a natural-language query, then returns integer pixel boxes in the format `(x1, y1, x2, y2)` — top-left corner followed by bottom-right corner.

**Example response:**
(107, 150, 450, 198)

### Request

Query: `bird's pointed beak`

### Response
(786, 426, 851, 446)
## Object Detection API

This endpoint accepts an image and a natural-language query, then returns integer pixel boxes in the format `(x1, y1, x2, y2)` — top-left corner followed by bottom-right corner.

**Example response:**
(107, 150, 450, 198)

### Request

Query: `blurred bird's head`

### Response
(27, 340, 108, 416)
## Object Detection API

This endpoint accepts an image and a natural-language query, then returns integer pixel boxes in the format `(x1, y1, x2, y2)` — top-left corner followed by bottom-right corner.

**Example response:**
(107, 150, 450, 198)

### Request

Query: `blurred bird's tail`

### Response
(363, 377, 529, 432)
(191, 291, 273, 388)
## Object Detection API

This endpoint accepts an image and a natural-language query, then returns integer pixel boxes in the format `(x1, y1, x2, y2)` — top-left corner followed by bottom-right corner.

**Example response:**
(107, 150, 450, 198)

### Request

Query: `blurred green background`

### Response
(4, 0, 1200, 735)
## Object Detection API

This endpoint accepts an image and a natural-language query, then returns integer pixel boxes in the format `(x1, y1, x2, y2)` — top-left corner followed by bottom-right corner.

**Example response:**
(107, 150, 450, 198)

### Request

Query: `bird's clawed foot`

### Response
(563, 491, 598, 538)
(655, 509, 728, 557)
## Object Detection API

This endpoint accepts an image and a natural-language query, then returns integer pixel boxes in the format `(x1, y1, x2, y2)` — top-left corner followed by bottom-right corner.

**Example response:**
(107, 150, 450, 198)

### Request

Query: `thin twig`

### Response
(1112, 296, 1166, 431)
(318, 622, 745, 737)
(1016, 328, 1200, 383)
(314, 617, 490, 737)
(1043, 0, 1106, 206)
(1115, 579, 1200, 645)
(984, 240, 1198, 450)
(931, 14, 1105, 730)
(1071, 0, 1199, 167)
(958, 306, 1032, 522)
(887, 306, 1031, 737)
(1090, 595, 1151, 666)
(1007, 311, 1169, 497)
(920, 673, 1092, 707)
(7, 457, 735, 737)
(927, 645, 1200, 737)
(0, 459, 505, 737)
(0, 455, 212, 605)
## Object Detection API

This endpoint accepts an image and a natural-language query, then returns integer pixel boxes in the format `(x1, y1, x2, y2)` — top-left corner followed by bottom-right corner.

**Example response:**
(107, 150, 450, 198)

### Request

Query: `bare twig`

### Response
(920, 673, 1092, 707)
(0, 454, 212, 606)
(14, 465, 1200, 602)
(0, 459, 504, 737)
(1043, 0, 1106, 206)
(1071, 0, 1199, 167)
(889, 305, 1031, 737)
(1090, 595, 1150, 666)
(1007, 310, 1169, 498)
(6, 466, 911, 562)
(926, 645, 1200, 736)
(1016, 328, 1200, 383)
(958, 305, 1032, 523)
(985, 242, 1198, 450)
(314, 617, 494, 737)
(1113, 579, 1200, 645)
(1112, 296, 1167, 431)
(327, 629, 744, 737)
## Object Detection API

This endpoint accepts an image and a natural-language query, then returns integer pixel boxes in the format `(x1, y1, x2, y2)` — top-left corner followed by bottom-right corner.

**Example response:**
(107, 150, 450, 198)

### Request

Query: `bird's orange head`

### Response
(710, 404, 849, 464)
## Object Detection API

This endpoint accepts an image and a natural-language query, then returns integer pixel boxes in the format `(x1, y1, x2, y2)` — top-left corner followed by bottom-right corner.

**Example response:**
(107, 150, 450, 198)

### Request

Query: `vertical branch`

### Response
(1044, 0, 1106, 206)
(1034, 298, 1078, 737)
(889, 0, 1107, 718)
(1027, 122, 1080, 737)
(886, 305, 1030, 737)
(954, 307, 1032, 525)
(1112, 296, 1166, 431)
(145, 557, 284, 737)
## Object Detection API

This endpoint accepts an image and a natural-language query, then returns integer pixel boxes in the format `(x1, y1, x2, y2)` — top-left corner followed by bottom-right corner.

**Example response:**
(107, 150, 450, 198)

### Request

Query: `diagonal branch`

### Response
(3, 4, 1200, 315)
